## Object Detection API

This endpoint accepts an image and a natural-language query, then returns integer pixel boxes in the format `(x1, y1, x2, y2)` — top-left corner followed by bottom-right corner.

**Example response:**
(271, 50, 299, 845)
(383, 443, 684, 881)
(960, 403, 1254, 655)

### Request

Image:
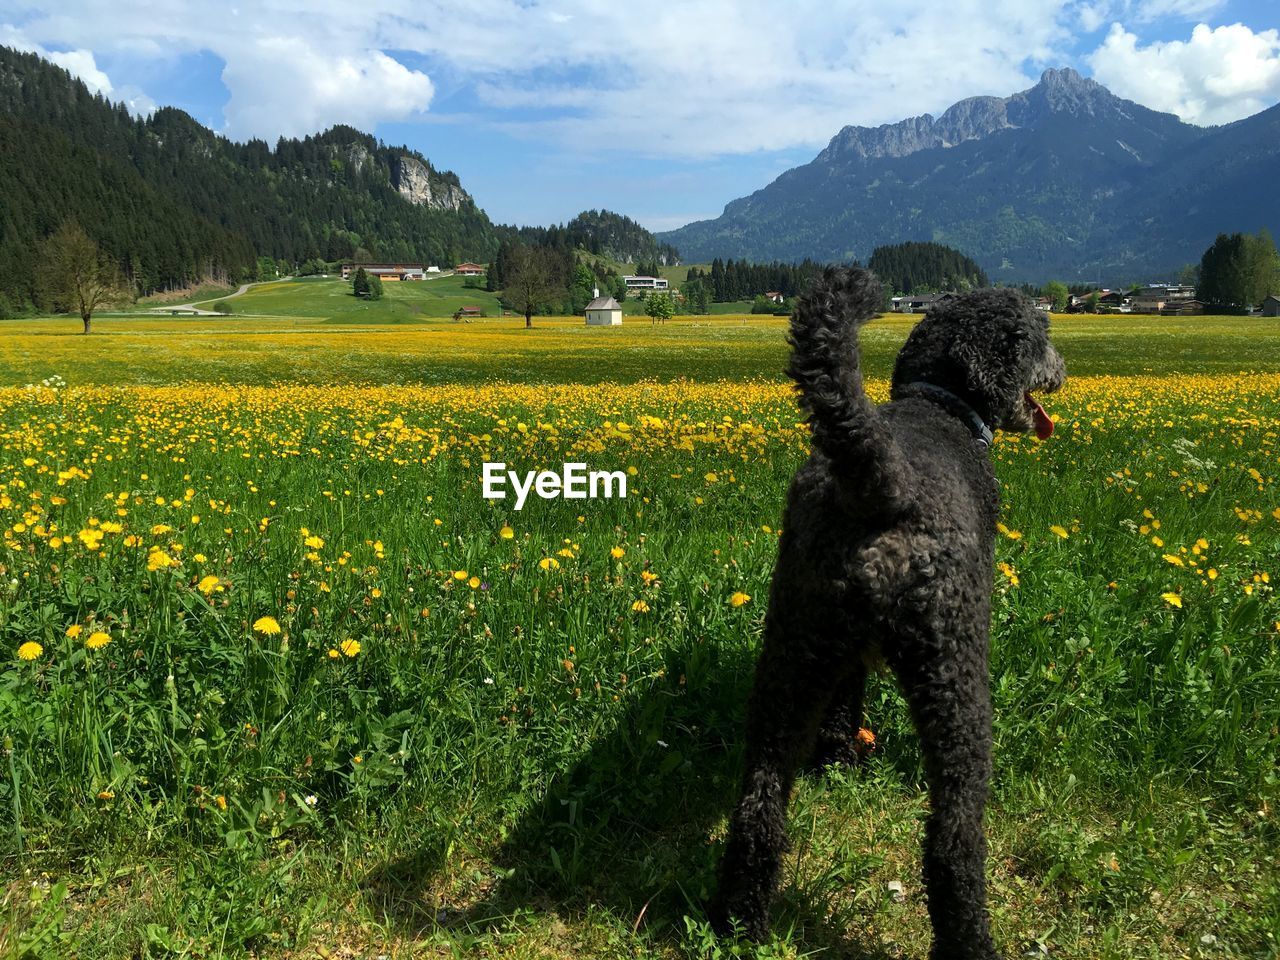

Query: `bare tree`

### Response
(503, 244, 559, 329)
(36, 223, 128, 334)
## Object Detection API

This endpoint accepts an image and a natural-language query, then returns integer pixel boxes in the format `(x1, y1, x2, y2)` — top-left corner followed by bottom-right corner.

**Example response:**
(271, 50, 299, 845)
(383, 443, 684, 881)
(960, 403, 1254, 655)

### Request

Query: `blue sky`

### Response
(1, 0, 1277, 231)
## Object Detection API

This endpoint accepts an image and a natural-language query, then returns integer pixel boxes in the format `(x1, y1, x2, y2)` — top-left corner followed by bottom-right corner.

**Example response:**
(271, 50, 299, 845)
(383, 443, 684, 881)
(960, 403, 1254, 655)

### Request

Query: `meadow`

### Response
(0, 307, 1278, 959)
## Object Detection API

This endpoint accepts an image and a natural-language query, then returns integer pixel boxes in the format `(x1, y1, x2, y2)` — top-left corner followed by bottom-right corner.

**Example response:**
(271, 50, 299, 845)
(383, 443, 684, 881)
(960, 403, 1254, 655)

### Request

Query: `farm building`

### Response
(1130, 283, 1196, 313)
(341, 262, 426, 281)
(585, 292, 622, 326)
(455, 262, 485, 276)
(891, 292, 954, 313)
(456, 306, 484, 319)
(623, 275, 668, 291)
(1262, 295, 1280, 317)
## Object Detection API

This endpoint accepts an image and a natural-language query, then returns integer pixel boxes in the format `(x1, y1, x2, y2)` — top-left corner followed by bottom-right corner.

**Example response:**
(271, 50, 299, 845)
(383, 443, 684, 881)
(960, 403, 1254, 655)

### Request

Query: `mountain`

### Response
(659, 68, 1280, 282)
(0, 45, 500, 311)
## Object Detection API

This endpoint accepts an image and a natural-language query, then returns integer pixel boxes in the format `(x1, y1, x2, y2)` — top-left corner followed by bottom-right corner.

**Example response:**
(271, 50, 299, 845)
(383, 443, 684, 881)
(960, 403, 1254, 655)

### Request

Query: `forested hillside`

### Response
(0, 46, 498, 312)
(867, 241, 989, 293)
(499, 209, 680, 266)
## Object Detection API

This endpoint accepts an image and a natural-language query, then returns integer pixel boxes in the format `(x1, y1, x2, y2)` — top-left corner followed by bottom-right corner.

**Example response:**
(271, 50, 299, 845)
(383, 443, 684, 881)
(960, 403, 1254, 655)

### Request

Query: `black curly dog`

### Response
(711, 267, 1066, 958)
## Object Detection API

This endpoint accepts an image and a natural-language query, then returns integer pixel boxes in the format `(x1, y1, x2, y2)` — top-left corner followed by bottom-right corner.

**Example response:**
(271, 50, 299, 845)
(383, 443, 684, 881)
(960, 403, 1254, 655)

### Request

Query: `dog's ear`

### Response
(951, 313, 1038, 422)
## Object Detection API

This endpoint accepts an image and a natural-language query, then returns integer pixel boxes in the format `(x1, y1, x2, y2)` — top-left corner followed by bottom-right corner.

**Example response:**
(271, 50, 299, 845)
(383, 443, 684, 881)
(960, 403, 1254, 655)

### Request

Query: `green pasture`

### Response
(218, 274, 506, 320)
(0, 304, 1277, 960)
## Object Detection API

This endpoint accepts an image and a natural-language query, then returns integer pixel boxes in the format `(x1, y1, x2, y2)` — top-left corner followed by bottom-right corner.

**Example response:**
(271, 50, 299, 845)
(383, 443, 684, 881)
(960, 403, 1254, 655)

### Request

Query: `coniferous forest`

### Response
(866, 241, 990, 295)
(0, 46, 503, 313)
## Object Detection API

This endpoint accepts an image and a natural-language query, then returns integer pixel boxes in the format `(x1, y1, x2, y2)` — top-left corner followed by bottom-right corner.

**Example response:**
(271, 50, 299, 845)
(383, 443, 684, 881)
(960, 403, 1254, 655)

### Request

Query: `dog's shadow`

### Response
(363, 639, 901, 958)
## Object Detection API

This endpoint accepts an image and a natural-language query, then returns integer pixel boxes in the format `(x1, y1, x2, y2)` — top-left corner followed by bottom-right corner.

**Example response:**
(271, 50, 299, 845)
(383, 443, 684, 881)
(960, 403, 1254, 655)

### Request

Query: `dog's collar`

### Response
(904, 382, 994, 448)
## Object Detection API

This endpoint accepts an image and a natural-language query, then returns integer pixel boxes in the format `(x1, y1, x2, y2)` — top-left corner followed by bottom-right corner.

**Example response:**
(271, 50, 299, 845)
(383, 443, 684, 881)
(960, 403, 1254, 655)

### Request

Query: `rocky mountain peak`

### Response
(815, 66, 1134, 165)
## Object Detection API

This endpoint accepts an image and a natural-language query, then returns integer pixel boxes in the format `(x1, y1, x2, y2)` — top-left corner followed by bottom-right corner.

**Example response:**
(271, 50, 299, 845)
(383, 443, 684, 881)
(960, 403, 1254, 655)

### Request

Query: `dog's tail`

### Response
(788, 266, 914, 515)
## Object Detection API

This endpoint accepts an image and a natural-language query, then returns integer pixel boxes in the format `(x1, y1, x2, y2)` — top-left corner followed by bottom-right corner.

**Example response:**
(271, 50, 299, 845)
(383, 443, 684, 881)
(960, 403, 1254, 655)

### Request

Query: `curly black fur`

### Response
(711, 268, 1066, 958)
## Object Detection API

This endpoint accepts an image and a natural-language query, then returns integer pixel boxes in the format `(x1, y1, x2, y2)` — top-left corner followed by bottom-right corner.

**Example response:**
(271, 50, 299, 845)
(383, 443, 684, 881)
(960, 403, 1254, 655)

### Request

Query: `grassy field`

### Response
(0, 308, 1278, 959)
(4, 311, 1280, 386)
(184, 275, 507, 321)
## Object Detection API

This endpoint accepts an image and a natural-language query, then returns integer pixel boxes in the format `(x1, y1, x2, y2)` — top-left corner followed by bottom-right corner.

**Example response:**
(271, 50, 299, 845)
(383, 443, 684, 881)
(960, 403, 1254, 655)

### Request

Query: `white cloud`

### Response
(1088, 21, 1280, 124)
(1074, 0, 1225, 29)
(43, 47, 113, 94)
(6, 0, 1277, 156)
(219, 38, 433, 140)
(3, 0, 1078, 154)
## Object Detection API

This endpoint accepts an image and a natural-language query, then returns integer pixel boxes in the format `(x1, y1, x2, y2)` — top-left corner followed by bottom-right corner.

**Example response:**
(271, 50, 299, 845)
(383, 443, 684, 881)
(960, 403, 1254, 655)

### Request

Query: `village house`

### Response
(1097, 290, 1132, 311)
(341, 262, 427, 281)
(1130, 283, 1196, 314)
(584, 289, 623, 326)
(763, 291, 784, 303)
(454, 262, 485, 276)
(1261, 295, 1280, 317)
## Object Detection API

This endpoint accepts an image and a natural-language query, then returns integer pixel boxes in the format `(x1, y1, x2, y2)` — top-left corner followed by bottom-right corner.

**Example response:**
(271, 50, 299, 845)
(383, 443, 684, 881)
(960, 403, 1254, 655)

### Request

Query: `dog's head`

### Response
(890, 288, 1066, 438)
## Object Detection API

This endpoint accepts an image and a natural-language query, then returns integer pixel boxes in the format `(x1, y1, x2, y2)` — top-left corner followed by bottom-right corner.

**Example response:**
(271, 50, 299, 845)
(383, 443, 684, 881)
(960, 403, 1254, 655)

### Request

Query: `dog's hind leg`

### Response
(891, 633, 998, 960)
(809, 662, 869, 770)
(710, 629, 836, 941)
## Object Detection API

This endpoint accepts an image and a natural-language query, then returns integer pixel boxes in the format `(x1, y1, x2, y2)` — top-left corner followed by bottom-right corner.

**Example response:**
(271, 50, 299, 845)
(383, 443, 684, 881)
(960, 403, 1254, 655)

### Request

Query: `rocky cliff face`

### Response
(392, 155, 467, 211)
(816, 68, 1121, 164)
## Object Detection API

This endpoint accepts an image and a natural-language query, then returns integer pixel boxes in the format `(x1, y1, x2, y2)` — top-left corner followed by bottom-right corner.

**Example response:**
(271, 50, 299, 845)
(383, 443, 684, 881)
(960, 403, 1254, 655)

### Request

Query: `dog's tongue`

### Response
(1027, 393, 1054, 439)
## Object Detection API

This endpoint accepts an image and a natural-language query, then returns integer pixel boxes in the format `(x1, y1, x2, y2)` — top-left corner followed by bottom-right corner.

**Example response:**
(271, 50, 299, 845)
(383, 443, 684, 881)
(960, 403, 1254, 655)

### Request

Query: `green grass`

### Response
(194, 275, 507, 320)
(0, 306, 1278, 959)
(3, 312, 1280, 388)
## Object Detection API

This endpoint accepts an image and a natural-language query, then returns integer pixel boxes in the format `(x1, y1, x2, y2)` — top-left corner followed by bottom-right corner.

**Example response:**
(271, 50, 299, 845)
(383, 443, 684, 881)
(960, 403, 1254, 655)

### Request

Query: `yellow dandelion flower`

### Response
(65, 624, 83, 639)
(539, 557, 560, 571)
(253, 616, 282, 635)
(1161, 592, 1183, 609)
(631, 599, 650, 613)
(729, 591, 752, 607)
(340, 638, 361, 657)
(468, 576, 480, 589)
(215, 795, 227, 811)
(198, 574, 221, 595)
(86, 631, 111, 650)
(304, 535, 325, 549)
(500, 525, 514, 539)
(17, 641, 43, 661)
(1049, 525, 1069, 539)
(328, 648, 341, 659)
(453, 569, 468, 580)
(610, 546, 625, 558)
